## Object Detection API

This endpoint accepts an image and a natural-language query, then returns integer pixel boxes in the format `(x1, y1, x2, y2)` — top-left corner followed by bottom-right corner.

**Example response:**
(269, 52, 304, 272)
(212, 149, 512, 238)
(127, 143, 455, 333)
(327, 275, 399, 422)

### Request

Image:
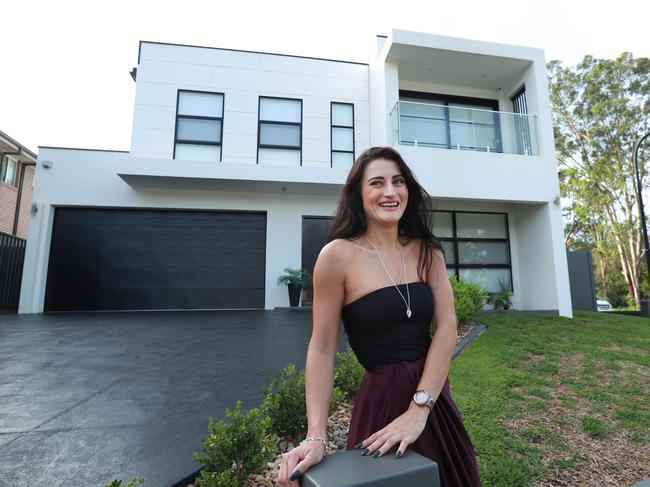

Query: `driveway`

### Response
(0, 309, 347, 487)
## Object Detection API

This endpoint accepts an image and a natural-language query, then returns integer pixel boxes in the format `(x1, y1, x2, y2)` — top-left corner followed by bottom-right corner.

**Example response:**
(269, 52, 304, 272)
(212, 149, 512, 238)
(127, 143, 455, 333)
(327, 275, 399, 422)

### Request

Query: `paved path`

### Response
(0, 310, 346, 487)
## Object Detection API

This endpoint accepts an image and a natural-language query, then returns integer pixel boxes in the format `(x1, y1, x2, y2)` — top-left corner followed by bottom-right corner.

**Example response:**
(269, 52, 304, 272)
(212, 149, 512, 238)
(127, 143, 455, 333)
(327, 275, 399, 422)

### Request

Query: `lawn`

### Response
(449, 311, 650, 487)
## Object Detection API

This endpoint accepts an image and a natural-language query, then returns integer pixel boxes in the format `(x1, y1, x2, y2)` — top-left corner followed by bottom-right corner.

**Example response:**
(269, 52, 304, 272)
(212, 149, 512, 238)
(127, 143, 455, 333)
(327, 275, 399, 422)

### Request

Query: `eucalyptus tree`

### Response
(548, 53, 650, 306)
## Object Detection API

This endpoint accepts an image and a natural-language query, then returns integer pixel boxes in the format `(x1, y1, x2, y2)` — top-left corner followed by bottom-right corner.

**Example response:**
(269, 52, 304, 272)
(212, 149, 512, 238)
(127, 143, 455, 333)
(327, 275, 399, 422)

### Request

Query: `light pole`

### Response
(633, 131, 650, 315)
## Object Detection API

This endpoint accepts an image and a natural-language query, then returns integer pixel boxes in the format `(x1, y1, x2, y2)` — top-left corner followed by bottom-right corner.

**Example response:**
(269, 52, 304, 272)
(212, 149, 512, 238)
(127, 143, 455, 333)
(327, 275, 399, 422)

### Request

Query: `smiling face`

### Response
(361, 157, 409, 226)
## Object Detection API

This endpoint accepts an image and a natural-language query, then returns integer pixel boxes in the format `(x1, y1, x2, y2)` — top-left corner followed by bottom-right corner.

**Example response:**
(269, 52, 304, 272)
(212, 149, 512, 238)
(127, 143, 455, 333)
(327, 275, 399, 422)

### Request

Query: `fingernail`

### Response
(372, 451, 381, 458)
(354, 442, 364, 449)
(396, 451, 403, 458)
(361, 448, 369, 456)
(290, 470, 301, 481)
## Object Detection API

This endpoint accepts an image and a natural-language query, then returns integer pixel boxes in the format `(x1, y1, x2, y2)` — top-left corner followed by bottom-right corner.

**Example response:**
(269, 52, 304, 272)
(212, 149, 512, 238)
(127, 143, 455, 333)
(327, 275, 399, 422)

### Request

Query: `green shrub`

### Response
(450, 278, 486, 325)
(104, 478, 145, 487)
(196, 469, 239, 487)
(192, 401, 276, 486)
(334, 346, 365, 400)
(263, 363, 344, 442)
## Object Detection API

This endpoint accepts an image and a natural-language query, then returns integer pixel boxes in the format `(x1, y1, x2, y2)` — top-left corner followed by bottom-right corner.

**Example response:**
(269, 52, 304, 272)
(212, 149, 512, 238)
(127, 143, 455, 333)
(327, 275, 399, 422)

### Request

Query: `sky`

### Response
(1, 0, 648, 154)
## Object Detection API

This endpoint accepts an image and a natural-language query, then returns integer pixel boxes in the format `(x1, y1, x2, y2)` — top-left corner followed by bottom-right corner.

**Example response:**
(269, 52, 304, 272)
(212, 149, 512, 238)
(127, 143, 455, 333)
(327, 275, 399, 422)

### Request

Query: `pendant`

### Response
(406, 308, 412, 318)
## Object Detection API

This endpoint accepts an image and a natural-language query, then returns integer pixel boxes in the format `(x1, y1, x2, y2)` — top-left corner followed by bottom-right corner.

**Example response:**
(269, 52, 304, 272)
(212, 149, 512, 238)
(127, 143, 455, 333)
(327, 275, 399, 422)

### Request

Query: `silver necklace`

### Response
(365, 236, 412, 318)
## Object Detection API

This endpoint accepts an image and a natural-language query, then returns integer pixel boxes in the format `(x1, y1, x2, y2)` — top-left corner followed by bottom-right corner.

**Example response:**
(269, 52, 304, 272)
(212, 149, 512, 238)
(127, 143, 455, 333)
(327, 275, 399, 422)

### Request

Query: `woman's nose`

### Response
(384, 183, 397, 195)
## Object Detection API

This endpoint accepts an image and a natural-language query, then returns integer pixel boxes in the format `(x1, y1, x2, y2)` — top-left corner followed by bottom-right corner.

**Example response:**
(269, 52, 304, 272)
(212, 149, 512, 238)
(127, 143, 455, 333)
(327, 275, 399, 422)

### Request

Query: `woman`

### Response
(278, 147, 481, 486)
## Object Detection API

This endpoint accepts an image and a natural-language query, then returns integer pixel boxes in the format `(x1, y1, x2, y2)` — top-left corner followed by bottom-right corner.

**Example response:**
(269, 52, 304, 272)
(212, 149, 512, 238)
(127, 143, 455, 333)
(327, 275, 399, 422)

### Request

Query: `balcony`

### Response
(390, 101, 539, 156)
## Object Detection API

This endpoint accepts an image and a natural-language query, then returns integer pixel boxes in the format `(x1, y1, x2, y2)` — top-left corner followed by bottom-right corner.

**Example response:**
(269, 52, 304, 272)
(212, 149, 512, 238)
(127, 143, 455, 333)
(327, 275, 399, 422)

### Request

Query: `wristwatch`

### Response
(413, 389, 434, 411)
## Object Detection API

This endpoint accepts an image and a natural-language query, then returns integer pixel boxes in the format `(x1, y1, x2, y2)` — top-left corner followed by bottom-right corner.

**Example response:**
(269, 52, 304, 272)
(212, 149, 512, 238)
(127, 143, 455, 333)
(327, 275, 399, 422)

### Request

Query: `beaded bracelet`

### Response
(300, 435, 328, 454)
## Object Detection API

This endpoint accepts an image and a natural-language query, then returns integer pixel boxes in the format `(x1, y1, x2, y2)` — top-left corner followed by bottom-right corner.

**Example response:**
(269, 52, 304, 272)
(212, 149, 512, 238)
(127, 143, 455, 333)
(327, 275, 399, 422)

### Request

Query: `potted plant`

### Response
(486, 278, 513, 310)
(277, 268, 312, 307)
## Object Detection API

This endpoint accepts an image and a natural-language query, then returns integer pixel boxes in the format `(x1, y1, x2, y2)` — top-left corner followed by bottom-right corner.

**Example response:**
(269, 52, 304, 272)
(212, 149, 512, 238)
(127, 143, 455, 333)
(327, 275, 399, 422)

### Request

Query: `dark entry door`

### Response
(44, 208, 266, 311)
(301, 216, 332, 304)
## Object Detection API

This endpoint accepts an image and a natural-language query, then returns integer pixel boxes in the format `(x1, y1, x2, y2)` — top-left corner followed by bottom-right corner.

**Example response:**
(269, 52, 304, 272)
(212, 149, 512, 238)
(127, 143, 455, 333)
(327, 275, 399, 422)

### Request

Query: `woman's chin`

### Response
(372, 214, 403, 225)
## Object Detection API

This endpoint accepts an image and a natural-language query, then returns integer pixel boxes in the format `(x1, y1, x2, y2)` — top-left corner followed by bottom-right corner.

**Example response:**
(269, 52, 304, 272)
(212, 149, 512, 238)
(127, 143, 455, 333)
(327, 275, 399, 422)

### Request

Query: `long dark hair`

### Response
(328, 146, 443, 282)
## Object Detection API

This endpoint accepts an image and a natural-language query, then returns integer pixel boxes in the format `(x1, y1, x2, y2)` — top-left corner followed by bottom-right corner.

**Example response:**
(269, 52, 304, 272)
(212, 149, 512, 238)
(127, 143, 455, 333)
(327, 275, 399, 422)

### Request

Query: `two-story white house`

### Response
(18, 29, 572, 317)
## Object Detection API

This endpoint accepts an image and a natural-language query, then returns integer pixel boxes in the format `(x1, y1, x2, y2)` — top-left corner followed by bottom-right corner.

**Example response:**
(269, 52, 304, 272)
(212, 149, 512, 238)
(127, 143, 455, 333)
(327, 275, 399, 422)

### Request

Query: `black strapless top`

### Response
(341, 282, 433, 369)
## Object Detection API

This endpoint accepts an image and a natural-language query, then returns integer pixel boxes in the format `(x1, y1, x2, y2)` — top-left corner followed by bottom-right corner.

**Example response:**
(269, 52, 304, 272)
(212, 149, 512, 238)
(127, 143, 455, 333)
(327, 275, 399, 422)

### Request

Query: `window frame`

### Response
(399, 90, 503, 153)
(1, 155, 18, 186)
(510, 85, 533, 155)
(257, 96, 303, 166)
(433, 210, 513, 292)
(173, 89, 225, 162)
(330, 102, 355, 168)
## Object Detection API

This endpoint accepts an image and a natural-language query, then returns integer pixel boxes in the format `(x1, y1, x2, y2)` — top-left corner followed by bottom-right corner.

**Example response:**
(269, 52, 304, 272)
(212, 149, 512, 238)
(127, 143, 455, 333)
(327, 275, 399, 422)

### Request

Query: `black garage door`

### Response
(44, 208, 266, 311)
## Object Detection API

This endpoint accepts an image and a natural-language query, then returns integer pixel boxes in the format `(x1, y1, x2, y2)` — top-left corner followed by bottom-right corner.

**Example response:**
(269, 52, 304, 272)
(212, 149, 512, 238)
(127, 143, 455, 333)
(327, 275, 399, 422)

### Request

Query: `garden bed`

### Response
(183, 320, 483, 487)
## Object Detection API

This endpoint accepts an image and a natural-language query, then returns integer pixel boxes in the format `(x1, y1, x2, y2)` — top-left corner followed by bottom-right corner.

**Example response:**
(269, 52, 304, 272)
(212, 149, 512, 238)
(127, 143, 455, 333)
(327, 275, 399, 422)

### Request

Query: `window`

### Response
(1, 155, 17, 186)
(433, 211, 512, 293)
(511, 86, 532, 155)
(174, 90, 224, 161)
(258, 97, 302, 166)
(399, 91, 501, 153)
(331, 102, 355, 168)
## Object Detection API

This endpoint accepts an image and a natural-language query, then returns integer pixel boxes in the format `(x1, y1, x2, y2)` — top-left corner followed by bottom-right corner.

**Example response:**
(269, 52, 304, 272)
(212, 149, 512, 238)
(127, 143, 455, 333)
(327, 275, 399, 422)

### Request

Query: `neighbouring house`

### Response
(0, 130, 37, 239)
(18, 29, 572, 316)
(0, 131, 35, 310)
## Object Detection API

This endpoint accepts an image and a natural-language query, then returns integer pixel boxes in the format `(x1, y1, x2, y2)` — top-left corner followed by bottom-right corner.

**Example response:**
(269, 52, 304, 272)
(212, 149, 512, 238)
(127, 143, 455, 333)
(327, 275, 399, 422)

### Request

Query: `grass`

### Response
(448, 311, 650, 487)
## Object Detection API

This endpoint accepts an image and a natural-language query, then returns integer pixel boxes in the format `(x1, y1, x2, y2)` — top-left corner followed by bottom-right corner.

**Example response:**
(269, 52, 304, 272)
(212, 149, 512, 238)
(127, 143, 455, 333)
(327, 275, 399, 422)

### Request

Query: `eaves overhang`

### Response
(383, 29, 537, 91)
(116, 157, 347, 196)
(0, 130, 37, 163)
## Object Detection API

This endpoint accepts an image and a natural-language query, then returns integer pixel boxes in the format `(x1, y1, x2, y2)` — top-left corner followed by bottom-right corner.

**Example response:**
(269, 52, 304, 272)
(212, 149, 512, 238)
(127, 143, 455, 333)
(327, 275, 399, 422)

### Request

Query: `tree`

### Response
(549, 53, 650, 307)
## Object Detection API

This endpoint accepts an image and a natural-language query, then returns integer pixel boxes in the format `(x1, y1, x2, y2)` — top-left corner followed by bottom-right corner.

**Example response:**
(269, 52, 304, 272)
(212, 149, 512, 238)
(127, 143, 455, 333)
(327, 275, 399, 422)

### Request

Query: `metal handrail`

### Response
(391, 100, 538, 120)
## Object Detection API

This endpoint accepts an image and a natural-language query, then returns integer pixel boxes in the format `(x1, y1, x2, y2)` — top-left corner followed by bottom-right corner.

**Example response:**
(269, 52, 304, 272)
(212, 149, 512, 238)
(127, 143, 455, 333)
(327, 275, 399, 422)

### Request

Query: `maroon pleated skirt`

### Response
(346, 358, 481, 486)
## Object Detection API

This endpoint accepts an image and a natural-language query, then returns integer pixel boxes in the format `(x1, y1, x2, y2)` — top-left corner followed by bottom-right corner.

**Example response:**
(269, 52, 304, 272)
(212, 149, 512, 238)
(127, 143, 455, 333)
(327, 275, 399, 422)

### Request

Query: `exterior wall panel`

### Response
(131, 43, 370, 166)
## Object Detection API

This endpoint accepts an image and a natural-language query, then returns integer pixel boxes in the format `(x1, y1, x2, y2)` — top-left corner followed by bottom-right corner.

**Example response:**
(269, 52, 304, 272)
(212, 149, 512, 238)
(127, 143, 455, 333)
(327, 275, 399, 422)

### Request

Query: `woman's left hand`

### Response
(356, 404, 431, 457)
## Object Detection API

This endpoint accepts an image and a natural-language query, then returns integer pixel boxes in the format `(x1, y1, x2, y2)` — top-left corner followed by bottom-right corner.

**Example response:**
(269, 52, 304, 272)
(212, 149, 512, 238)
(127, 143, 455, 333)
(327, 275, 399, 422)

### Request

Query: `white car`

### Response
(597, 299, 613, 312)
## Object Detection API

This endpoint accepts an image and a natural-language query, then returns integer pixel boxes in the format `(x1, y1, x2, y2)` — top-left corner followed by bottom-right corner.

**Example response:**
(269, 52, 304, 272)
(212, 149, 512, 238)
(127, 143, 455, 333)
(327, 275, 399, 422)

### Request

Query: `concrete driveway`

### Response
(0, 309, 346, 487)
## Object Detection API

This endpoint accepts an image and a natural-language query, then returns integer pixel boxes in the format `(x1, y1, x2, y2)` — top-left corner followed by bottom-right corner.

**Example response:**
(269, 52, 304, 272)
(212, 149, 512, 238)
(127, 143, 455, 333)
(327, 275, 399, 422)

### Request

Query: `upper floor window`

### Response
(511, 86, 533, 155)
(398, 91, 501, 153)
(174, 90, 224, 162)
(331, 102, 355, 169)
(258, 97, 302, 166)
(1, 155, 17, 186)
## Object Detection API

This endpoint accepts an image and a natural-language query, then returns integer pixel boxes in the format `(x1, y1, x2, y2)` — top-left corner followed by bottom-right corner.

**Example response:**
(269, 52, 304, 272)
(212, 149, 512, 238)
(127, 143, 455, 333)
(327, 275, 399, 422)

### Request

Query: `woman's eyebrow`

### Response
(367, 174, 404, 182)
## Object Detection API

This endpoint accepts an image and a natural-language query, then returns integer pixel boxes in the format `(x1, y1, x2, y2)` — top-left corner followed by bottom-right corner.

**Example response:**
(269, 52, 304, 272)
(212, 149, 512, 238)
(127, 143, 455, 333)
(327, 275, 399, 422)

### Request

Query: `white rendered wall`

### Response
(513, 202, 571, 316)
(19, 148, 340, 313)
(398, 145, 557, 203)
(131, 43, 371, 167)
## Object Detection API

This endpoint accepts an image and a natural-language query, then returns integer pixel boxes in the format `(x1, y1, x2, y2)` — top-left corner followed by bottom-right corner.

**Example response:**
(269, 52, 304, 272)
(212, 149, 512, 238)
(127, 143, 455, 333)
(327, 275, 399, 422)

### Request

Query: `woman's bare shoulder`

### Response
(318, 238, 355, 264)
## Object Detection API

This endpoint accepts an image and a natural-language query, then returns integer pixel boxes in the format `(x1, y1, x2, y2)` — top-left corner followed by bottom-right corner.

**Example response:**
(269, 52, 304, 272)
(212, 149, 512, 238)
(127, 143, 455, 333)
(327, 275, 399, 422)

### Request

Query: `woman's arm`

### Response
(278, 241, 347, 486)
(355, 245, 457, 458)
(414, 246, 458, 405)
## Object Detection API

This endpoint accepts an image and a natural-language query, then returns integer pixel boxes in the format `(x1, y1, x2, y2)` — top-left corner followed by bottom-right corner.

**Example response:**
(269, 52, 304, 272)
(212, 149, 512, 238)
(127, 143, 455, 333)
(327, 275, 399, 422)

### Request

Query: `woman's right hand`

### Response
(277, 440, 325, 486)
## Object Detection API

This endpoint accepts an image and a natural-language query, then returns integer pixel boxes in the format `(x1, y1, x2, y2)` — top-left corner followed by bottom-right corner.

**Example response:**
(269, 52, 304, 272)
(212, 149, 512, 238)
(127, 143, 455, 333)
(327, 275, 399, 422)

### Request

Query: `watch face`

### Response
(415, 391, 429, 404)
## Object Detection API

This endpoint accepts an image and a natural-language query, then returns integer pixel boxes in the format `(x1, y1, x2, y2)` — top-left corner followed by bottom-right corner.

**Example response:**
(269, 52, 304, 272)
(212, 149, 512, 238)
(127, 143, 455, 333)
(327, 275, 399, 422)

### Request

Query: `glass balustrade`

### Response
(390, 101, 539, 156)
